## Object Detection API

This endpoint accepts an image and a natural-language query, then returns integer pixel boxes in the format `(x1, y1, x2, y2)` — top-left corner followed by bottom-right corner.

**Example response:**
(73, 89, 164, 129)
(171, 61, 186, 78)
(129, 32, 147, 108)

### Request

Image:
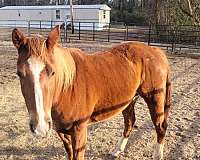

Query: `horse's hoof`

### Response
(110, 152, 120, 160)
(153, 155, 163, 160)
(111, 150, 121, 158)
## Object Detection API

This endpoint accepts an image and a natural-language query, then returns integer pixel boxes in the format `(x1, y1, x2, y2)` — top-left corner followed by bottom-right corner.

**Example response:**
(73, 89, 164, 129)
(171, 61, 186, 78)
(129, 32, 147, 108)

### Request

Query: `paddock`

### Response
(0, 29, 199, 159)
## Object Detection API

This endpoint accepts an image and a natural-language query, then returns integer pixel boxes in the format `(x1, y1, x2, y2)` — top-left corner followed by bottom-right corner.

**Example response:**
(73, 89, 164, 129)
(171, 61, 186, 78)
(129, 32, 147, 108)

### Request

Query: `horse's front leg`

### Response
(57, 131, 73, 160)
(71, 121, 88, 160)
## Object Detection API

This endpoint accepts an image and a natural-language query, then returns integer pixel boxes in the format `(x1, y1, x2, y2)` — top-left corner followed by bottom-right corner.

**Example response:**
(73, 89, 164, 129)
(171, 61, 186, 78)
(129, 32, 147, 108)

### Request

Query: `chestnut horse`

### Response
(12, 25, 171, 160)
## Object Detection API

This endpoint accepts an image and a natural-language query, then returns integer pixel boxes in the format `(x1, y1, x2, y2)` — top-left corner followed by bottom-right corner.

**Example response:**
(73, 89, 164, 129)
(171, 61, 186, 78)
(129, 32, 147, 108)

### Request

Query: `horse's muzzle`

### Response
(29, 120, 52, 137)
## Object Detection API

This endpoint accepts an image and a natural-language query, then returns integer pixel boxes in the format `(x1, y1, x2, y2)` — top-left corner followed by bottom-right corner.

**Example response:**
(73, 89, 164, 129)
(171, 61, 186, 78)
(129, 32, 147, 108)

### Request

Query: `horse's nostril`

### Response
(48, 121, 52, 130)
(29, 123, 35, 133)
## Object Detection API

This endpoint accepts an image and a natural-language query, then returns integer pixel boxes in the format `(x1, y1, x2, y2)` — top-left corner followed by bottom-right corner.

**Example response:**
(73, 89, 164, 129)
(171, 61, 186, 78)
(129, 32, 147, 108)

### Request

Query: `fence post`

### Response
(125, 24, 129, 41)
(93, 22, 95, 41)
(66, 22, 68, 43)
(171, 29, 175, 53)
(167, 27, 169, 44)
(39, 21, 41, 33)
(108, 23, 110, 42)
(51, 20, 53, 29)
(79, 22, 81, 40)
(124, 24, 126, 41)
(148, 24, 151, 45)
(64, 22, 66, 43)
(28, 21, 30, 36)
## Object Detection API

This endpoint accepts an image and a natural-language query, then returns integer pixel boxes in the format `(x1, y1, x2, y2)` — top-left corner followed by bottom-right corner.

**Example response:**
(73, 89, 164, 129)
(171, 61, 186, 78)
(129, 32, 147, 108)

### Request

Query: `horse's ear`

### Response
(46, 25, 60, 50)
(12, 28, 26, 49)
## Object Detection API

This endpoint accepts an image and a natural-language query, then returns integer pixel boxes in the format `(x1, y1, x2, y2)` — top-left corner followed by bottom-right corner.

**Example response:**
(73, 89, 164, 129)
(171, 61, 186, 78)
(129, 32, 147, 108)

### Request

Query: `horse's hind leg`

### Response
(112, 96, 139, 157)
(143, 89, 169, 160)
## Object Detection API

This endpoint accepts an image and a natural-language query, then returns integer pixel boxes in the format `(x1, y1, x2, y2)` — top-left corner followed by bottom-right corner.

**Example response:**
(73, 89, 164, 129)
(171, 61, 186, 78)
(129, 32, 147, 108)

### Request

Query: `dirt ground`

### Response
(0, 41, 200, 160)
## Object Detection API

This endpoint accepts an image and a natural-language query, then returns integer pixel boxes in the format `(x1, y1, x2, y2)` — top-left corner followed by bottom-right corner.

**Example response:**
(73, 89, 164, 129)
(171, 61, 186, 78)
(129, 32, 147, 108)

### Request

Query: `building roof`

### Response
(0, 5, 111, 11)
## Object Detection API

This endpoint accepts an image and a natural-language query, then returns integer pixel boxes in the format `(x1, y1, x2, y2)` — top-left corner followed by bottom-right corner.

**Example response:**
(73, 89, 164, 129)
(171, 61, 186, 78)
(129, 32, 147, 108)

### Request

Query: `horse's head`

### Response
(12, 26, 60, 137)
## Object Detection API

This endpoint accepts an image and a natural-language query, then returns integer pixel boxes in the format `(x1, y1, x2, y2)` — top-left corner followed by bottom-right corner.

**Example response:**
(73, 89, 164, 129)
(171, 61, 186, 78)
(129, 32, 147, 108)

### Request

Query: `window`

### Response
(56, 10, 60, 19)
(103, 10, 106, 19)
(66, 15, 70, 19)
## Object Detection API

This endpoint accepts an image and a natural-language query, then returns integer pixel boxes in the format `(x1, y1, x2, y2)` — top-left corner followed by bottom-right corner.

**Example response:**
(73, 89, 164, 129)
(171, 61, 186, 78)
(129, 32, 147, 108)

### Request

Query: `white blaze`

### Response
(28, 56, 47, 135)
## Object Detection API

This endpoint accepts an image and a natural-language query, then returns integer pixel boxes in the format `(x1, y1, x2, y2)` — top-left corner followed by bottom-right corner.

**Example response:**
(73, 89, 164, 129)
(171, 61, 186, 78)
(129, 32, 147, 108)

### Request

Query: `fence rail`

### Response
(0, 20, 200, 51)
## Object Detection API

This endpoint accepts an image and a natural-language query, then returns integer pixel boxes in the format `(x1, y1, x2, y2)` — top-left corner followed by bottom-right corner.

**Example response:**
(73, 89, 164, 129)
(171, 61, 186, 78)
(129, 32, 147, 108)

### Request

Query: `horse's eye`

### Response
(16, 71, 25, 78)
(48, 70, 55, 77)
(50, 71, 55, 77)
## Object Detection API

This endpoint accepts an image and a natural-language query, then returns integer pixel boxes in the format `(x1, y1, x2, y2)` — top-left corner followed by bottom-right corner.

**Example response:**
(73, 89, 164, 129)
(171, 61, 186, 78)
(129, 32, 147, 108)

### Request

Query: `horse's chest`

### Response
(51, 108, 74, 130)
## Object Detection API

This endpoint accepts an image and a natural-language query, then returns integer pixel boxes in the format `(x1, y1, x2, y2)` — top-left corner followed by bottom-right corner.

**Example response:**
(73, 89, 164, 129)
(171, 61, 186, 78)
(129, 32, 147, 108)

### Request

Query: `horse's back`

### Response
(114, 41, 170, 75)
(112, 41, 169, 66)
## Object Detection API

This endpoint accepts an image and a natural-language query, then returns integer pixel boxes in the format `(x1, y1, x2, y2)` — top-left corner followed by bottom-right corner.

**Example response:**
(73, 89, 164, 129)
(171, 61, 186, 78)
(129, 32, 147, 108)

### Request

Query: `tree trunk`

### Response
(69, 0, 74, 33)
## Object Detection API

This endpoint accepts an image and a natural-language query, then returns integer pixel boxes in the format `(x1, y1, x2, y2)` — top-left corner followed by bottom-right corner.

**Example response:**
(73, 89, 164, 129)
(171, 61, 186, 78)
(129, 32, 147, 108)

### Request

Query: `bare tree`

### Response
(178, 0, 200, 25)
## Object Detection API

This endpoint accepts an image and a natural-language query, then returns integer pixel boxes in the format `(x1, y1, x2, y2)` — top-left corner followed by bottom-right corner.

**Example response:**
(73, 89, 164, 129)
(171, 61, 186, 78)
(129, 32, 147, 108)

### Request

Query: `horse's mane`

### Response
(54, 47, 76, 89)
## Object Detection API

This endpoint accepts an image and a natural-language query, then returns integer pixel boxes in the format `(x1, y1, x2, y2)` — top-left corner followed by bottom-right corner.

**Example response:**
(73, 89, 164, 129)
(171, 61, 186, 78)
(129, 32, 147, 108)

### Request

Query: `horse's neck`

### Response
(52, 47, 76, 104)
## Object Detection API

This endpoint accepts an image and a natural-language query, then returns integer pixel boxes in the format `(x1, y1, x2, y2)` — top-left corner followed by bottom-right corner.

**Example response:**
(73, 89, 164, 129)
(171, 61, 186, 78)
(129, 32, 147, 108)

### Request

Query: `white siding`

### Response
(0, 9, 54, 21)
(74, 8, 99, 22)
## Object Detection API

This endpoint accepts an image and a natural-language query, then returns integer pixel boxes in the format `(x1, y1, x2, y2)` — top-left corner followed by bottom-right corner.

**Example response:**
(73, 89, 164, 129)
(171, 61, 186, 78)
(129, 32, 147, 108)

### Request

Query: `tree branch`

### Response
(178, 0, 193, 18)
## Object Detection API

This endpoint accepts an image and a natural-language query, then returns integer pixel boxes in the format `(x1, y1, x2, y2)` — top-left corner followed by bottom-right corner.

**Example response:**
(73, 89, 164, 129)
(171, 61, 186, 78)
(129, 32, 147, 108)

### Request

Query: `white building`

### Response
(0, 5, 111, 30)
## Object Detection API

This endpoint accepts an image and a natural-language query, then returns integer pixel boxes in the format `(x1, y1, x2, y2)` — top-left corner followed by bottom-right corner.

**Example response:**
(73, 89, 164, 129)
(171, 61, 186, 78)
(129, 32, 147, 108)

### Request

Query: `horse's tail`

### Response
(165, 70, 172, 118)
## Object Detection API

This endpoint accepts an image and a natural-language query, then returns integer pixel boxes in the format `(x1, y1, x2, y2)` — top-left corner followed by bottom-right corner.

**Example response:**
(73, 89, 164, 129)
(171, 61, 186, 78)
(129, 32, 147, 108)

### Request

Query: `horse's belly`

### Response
(89, 101, 131, 124)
